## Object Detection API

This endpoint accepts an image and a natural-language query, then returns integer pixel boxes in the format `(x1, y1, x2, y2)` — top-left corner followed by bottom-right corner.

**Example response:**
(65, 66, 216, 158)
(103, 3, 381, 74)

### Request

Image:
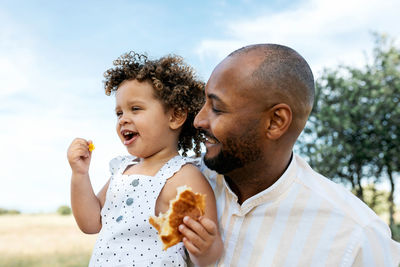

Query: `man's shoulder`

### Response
(294, 154, 384, 228)
(295, 154, 400, 263)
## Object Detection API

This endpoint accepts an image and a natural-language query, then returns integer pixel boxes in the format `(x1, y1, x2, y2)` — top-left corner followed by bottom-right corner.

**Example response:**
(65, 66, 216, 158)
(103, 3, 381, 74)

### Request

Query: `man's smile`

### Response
(202, 131, 220, 146)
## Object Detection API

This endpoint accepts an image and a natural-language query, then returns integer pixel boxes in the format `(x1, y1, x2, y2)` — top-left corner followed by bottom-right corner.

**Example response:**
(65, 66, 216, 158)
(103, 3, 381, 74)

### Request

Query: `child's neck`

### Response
(139, 149, 179, 166)
(125, 149, 179, 177)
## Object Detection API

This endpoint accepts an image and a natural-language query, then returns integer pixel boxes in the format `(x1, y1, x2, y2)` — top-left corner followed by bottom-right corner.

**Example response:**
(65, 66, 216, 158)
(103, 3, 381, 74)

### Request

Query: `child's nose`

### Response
(118, 114, 130, 125)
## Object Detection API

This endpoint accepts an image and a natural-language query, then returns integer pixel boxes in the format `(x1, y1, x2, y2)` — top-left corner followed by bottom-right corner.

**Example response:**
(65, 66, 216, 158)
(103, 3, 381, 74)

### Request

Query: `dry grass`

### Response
(0, 214, 97, 267)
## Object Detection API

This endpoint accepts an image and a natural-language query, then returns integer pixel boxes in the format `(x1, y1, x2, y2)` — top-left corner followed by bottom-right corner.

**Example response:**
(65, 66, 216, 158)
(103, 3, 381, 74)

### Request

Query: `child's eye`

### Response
(132, 106, 141, 111)
(116, 111, 122, 117)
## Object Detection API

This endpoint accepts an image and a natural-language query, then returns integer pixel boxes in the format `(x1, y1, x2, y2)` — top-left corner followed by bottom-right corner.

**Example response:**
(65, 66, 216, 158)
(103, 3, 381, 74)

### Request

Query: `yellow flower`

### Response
(88, 143, 95, 152)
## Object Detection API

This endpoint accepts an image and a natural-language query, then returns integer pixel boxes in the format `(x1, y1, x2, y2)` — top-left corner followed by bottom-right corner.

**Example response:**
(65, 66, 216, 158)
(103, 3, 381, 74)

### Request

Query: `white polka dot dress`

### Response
(89, 155, 199, 267)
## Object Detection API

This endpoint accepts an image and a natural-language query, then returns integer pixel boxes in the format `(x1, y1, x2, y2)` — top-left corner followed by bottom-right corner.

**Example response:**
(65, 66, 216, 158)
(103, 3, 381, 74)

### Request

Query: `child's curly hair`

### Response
(104, 51, 205, 156)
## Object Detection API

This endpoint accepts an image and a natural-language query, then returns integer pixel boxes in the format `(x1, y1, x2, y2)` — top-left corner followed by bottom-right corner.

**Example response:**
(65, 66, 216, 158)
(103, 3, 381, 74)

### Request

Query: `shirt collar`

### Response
(222, 153, 298, 216)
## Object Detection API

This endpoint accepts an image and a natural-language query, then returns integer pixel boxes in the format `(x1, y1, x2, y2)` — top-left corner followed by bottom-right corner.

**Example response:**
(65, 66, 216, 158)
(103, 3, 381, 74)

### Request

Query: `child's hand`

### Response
(179, 216, 221, 263)
(67, 138, 94, 175)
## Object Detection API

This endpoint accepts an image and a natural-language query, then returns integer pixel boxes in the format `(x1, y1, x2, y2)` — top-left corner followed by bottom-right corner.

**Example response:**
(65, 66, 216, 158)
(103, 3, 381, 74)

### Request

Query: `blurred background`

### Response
(1, 0, 399, 266)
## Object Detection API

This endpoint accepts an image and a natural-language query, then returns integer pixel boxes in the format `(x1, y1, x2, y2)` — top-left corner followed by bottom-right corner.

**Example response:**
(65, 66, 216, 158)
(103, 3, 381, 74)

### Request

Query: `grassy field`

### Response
(0, 214, 97, 267)
(0, 212, 398, 267)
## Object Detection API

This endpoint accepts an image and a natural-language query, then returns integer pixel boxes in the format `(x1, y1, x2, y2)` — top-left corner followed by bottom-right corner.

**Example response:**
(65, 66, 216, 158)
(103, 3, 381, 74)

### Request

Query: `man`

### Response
(192, 44, 400, 266)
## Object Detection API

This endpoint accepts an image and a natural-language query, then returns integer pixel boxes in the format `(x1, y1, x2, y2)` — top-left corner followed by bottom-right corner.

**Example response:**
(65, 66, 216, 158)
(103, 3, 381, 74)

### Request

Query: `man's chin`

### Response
(204, 151, 243, 174)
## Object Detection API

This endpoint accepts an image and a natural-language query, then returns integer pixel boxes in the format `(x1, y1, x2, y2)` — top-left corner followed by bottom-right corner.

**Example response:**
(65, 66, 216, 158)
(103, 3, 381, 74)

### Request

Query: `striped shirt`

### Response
(199, 154, 400, 267)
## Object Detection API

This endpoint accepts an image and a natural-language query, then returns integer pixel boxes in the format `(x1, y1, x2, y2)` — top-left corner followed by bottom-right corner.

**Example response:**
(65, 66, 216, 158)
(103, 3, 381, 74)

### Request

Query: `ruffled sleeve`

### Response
(108, 155, 137, 176)
(184, 156, 202, 168)
(152, 156, 199, 181)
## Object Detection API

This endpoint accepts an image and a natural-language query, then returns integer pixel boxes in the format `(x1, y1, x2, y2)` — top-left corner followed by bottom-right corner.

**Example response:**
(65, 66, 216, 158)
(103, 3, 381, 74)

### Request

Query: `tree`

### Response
(366, 33, 400, 228)
(0, 208, 20, 215)
(57, 205, 72, 215)
(299, 65, 377, 201)
(299, 33, 400, 229)
(354, 184, 390, 217)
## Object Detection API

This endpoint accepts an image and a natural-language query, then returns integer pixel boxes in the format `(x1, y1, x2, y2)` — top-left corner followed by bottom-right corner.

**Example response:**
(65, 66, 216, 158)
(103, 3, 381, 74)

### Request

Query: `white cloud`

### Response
(0, 12, 38, 97)
(0, 11, 125, 212)
(195, 0, 400, 76)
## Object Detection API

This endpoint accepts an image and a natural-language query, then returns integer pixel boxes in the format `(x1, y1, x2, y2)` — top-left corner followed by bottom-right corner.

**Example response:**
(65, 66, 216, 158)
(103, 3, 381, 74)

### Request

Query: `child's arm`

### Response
(67, 138, 108, 234)
(161, 164, 223, 266)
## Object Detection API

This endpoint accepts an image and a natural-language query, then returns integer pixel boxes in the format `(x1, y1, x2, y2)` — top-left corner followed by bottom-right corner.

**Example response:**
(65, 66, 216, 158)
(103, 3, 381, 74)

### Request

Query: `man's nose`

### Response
(194, 105, 208, 129)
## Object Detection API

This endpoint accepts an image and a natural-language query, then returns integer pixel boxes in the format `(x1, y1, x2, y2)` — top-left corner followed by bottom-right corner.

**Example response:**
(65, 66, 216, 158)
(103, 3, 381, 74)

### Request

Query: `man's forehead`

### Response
(207, 54, 262, 93)
(205, 75, 255, 110)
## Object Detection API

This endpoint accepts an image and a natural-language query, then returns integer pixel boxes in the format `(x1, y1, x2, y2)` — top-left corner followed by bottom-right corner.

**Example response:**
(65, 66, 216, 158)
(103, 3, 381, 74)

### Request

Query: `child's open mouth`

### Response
(121, 130, 138, 145)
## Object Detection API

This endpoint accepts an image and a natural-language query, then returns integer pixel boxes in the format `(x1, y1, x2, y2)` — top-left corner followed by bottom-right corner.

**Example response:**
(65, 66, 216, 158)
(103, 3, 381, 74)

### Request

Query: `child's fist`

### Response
(67, 138, 94, 174)
(179, 216, 218, 257)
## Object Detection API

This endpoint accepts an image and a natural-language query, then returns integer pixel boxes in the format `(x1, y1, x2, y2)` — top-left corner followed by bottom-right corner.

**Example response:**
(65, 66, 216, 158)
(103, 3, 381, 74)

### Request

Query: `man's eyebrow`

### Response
(207, 93, 228, 109)
(207, 93, 222, 102)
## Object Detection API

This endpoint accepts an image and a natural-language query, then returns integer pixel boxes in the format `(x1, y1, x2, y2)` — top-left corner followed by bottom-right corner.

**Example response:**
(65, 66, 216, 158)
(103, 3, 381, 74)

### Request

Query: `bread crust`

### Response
(149, 185, 206, 250)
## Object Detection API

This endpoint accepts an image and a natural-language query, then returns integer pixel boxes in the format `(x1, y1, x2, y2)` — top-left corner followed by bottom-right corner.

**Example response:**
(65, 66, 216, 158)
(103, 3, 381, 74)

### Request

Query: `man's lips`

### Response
(205, 136, 218, 145)
(202, 131, 219, 145)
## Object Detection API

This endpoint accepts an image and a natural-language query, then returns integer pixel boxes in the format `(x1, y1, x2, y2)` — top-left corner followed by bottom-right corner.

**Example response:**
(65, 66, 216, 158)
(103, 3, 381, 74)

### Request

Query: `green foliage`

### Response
(354, 184, 390, 215)
(299, 33, 400, 226)
(391, 224, 400, 242)
(57, 205, 72, 215)
(301, 59, 378, 200)
(0, 208, 21, 215)
(367, 33, 400, 228)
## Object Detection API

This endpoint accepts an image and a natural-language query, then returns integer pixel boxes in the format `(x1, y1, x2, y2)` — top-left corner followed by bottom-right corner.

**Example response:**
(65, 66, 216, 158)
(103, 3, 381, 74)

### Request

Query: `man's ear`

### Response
(169, 108, 188, 130)
(265, 103, 292, 140)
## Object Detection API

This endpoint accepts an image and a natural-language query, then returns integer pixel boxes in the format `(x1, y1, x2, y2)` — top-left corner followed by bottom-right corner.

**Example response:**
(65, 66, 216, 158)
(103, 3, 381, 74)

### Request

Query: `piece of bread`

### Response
(149, 185, 206, 250)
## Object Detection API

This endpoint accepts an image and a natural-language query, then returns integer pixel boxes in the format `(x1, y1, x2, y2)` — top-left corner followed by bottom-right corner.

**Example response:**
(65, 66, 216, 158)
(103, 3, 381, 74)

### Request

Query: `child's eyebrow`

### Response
(126, 100, 147, 108)
(115, 100, 146, 110)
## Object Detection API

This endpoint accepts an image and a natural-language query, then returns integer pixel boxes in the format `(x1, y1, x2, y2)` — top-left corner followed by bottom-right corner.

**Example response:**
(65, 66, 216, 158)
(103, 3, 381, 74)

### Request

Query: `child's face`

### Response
(115, 79, 174, 158)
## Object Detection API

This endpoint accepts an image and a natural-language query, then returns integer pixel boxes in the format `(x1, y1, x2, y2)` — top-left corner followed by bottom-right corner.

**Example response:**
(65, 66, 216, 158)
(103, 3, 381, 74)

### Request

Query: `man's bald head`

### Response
(228, 44, 315, 133)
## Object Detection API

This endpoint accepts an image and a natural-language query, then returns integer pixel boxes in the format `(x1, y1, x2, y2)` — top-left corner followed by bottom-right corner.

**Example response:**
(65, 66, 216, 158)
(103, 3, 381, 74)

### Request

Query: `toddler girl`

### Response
(67, 52, 223, 266)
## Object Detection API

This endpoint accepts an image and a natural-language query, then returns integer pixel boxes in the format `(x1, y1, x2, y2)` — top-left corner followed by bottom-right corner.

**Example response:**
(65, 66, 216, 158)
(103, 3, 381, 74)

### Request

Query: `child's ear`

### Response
(169, 108, 187, 130)
(265, 103, 292, 140)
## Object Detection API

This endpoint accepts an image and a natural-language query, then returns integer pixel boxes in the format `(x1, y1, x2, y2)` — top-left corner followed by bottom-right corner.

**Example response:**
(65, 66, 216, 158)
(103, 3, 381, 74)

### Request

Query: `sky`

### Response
(1, 0, 400, 213)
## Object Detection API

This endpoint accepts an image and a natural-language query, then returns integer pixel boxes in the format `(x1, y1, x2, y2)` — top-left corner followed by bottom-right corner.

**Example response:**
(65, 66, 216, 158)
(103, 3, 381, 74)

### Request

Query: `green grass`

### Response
(0, 252, 91, 267)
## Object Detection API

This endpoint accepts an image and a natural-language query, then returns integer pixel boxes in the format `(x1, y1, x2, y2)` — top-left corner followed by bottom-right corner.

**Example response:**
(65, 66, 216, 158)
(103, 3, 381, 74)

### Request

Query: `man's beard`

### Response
(203, 128, 262, 174)
(204, 146, 244, 174)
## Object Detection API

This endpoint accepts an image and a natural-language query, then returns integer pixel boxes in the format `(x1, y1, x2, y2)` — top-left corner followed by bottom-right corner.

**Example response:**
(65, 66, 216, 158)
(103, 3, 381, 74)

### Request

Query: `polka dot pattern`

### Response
(89, 155, 198, 266)
(126, 198, 134, 206)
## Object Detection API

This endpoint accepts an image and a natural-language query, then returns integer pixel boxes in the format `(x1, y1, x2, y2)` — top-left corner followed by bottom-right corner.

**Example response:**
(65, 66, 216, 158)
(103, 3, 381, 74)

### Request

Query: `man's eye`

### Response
(212, 107, 222, 114)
